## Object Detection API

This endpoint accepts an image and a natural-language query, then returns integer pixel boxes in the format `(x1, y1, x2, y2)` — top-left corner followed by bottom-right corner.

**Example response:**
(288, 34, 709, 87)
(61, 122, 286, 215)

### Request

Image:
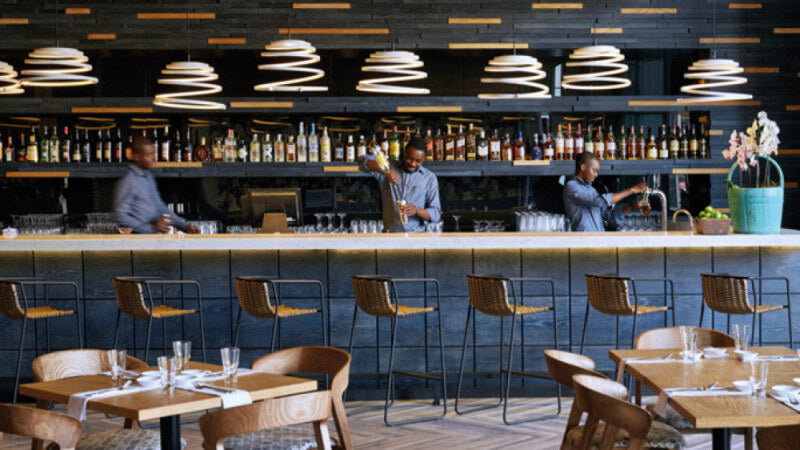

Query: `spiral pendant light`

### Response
(561, 45, 631, 91)
(356, 51, 430, 95)
(0, 61, 24, 94)
(678, 59, 751, 103)
(21, 47, 98, 87)
(153, 61, 226, 110)
(479, 54, 550, 98)
(255, 39, 327, 92)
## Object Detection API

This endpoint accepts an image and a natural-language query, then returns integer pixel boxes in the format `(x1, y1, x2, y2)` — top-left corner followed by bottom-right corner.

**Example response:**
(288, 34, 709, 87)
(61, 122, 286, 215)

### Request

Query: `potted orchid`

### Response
(722, 111, 784, 234)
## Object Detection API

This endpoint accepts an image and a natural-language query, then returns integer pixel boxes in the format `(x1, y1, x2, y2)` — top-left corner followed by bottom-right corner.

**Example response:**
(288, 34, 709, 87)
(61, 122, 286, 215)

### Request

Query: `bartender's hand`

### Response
(401, 203, 418, 217)
(185, 225, 200, 234)
(385, 169, 399, 185)
(152, 217, 171, 233)
(630, 182, 648, 194)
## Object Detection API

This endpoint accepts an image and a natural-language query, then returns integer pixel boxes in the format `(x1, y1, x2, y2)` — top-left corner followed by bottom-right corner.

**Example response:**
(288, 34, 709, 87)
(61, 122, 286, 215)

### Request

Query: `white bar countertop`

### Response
(0, 230, 798, 251)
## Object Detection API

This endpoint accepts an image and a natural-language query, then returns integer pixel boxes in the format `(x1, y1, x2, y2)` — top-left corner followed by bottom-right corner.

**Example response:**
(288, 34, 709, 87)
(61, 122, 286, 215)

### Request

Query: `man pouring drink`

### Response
(358, 137, 441, 232)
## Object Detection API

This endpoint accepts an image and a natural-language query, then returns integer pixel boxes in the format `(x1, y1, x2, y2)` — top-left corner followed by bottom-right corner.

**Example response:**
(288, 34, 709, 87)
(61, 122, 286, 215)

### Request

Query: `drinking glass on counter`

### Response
(172, 340, 191, 374)
(107, 349, 127, 387)
(157, 356, 179, 395)
(220, 347, 240, 385)
(679, 326, 697, 362)
(750, 361, 768, 399)
(733, 324, 750, 353)
(187, 221, 220, 234)
(515, 211, 569, 232)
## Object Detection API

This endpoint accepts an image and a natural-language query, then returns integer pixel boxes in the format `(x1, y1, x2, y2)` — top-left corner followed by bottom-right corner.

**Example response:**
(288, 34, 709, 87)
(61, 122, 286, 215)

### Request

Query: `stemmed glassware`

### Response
(337, 213, 347, 233)
(325, 213, 335, 232)
(452, 215, 461, 232)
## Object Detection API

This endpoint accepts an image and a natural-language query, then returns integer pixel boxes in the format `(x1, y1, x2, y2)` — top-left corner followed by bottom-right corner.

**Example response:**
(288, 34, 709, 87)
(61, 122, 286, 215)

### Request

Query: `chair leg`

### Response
(435, 305, 447, 416)
(383, 316, 398, 426)
(699, 301, 705, 328)
(233, 307, 242, 347)
(45, 318, 50, 354)
(198, 307, 207, 363)
(788, 299, 793, 349)
(454, 305, 472, 415)
(750, 311, 757, 347)
(144, 316, 153, 365)
(161, 319, 167, 356)
(615, 316, 620, 350)
(501, 313, 518, 425)
(579, 301, 590, 355)
(631, 314, 639, 350)
(113, 309, 121, 348)
(13, 317, 27, 405)
(269, 317, 279, 354)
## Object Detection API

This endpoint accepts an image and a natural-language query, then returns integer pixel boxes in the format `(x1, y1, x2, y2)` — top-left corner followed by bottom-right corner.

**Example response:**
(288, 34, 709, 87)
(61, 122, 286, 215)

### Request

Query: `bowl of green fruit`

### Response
(695, 206, 732, 235)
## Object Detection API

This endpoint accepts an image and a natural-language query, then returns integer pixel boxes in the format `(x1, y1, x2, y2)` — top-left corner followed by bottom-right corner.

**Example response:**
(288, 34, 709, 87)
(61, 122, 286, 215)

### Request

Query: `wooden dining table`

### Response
(610, 346, 800, 450)
(19, 361, 318, 450)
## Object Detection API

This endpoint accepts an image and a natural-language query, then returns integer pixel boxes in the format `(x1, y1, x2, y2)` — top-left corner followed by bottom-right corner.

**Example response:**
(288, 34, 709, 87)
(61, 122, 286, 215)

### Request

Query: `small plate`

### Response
(703, 351, 728, 359)
(772, 385, 800, 397)
(136, 376, 160, 387)
(181, 369, 204, 377)
(735, 351, 758, 362)
(703, 346, 726, 354)
(733, 380, 753, 392)
(793, 377, 800, 386)
(141, 370, 159, 377)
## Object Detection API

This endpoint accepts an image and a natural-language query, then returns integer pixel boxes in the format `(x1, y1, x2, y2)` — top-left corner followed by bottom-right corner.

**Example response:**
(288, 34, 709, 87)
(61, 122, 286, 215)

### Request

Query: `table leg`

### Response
(160, 415, 181, 450)
(711, 428, 731, 450)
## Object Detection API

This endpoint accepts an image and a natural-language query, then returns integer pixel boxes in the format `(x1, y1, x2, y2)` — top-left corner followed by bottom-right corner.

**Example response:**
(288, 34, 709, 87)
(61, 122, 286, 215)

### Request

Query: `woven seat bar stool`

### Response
(580, 274, 676, 355)
(233, 276, 327, 351)
(348, 275, 446, 427)
(455, 274, 561, 425)
(0, 278, 83, 404)
(112, 276, 206, 364)
(700, 273, 792, 347)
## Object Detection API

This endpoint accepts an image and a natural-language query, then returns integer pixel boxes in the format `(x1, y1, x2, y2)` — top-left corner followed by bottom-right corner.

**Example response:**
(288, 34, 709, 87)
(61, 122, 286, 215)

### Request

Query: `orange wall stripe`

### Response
(787, 105, 800, 111)
(137, 13, 215, 19)
(743, 67, 779, 73)
(785, 182, 798, 189)
(71, 107, 153, 113)
(279, 28, 388, 34)
(230, 102, 294, 108)
(292, 3, 351, 8)
(699, 37, 760, 43)
(208, 38, 246, 44)
(628, 100, 680, 106)
(65, 8, 91, 14)
(620, 8, 677, 14)
(780, 149, 800, 155)
(449, 43, 529, 49)
(709, 130, 724, 136)
(775, 28, 800, 34)
(0, 18, 28, 24)
(88, 33, 116, 40)
(397, 106, 463, 113)
(729, 3, 762, 8)
(448, 18, 502, 24)
(531, 3, 583, 9)
(6, 172, 70, 178)
(591, 28, 623, 34)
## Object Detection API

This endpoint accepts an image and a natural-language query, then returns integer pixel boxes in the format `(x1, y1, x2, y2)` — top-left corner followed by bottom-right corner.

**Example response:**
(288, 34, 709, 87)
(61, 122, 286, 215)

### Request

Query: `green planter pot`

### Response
(726, 156, 784, 234)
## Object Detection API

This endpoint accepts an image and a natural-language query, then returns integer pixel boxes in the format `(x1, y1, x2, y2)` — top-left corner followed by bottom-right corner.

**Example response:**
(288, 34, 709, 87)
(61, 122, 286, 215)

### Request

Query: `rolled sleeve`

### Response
(423, 174, 441, 223)
(113, 177, 153, 234)
(566, 182, 611, 209)
(357, 154, 383, 181)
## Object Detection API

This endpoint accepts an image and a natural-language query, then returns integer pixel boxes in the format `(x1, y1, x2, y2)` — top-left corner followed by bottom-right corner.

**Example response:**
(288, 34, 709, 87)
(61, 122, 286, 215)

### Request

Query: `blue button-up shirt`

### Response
(113, 164, 187, 234)
(358, 154, 441, 232)
(563, 177, 624, 232)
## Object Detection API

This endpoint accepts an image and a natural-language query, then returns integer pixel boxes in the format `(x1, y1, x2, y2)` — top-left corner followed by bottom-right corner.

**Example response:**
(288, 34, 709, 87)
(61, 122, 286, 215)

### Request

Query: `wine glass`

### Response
(325, 213, 335, 232)
(337, 213, 347, 232)
(314, 213, 324, 232)
(452, 215, 461, 232)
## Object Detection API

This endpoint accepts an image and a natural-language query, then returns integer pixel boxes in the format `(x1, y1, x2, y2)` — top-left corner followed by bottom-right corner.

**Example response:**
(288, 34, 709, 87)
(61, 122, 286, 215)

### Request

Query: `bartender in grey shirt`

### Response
(563, 152, 646, 232)
(358, 137, 441, 232)
(113, 136, 199, 234)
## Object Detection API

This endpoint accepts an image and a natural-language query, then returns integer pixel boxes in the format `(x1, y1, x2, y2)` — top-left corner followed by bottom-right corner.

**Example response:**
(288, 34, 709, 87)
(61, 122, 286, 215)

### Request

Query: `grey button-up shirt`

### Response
(358, 154, 441, 232)
(563, 176, 624, 232)
(113, 164, 187, 234)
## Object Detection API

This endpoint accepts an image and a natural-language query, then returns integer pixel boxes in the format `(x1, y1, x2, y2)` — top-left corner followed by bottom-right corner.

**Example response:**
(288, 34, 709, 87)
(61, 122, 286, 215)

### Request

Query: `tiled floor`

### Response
(1, 397, 752, 449)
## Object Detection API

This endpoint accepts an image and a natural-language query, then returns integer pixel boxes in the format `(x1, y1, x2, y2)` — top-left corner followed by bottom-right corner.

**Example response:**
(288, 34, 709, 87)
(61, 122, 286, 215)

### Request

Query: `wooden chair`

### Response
(199, 346, 352, 450)
(633, 327, 752, 450)
(0, 278, 82, 404)
(700, 273, 792, 347)
(569, 374, 686, 450)
(112, 276, 206, 364)
(580, 274, 675, 354)
(455, 274, 560, 425)
(0, 403, 81, 450)
(756, 424, 800, 450)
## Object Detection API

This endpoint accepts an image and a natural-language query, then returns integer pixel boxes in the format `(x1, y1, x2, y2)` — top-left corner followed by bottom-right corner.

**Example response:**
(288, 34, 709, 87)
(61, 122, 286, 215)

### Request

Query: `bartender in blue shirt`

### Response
(563, 152, 647, 232)
(113, 136, 199, 234)
(358, 137, 441, 232)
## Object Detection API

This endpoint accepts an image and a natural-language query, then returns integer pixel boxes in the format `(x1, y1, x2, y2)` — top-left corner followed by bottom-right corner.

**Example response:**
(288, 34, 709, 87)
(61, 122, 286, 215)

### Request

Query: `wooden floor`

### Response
(1, 397, 752, 449)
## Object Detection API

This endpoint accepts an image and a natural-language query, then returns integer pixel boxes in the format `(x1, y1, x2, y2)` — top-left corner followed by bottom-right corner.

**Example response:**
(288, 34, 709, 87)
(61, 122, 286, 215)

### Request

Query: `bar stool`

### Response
(700, 273, 792, 347)
(0, 278, 82, 404)
(233, 276, 327, 351)
(348, 275, 446, 427)
(580, 274, 675, 354)
(455, 274, 561, 425)
(112, 276, 206, 364)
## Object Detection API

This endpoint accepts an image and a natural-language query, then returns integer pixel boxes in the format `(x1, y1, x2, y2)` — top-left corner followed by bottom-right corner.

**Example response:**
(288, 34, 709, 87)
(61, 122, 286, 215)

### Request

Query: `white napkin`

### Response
(654, 388, 748, 416)
(67, 385, 156, 421)
(616, 357, 679, 383)
(179, 383, 252, 409)
(769, 393, 800, 412)
(756, 356, 799, 362)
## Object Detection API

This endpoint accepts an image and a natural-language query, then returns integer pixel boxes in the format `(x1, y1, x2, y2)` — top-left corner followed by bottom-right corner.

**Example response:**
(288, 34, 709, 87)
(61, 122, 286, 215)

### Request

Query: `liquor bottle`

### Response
(574, 124, 584, 155)
(389, 126, 400, 160)
(161, 126, 172, 162)
(434, 129, 445, 161)
(286, 135, 296, 162)
(357, 135, 367, 158)
(455, 125, 466, 161)
(39, 127, 49, 163)
(224, 129, 236, 162)
(345, 135, 356, 162)
(476, 130, 489, 161)
(333, 134, 344, 162)
(296, 121, 307, 162)
(27, 128, 39, 162)
(320, 126, 331, 162)
(584, 126, 594, 154)
(403, 126, 412, 148)
(4, 136, 13, 162)
(466, 124, 476, 161)
(513, 131, 526, 160)
(50, 126, 61, 162)
(699, 123, 708, 159)
(658, 125, 669, 160)
(74, 129, 83, 162)
(530, 133, 542, 160)
(606, 126, 616, 160)
(380, 129, 389, 157)
(173, 128, 182, 162)
(555, 124, 565, 160)
(368, 134, 380, 156)
(689, 125, 698, 159)
(680, 125, 689, 159)
(103, 129, 112, 162)
(626, 126, 636, 159)
(194, 137, 211, 162)
(274, 133, 285, 162)
(669, 124, 679, 159)
(150, 129, 158, 162)
(58, 127, 70, 163)
(646, 127, 658, 160)
(594, 126, 605, 159)
(212, 134, 224, 162)
(424, 129, 434, 161)
(543, 132, 554, 160)
(124, 133, 133, 161)
(250, 133, 261, 162)
(181, 129, 192, 162)
(308, 123, 319, 162)
(565, 124, 575, 160)
(91, 129, 102, 162)
(262, 133, 273, 162)
(637, 126, 647, 161)
(618, 126, 627, 160)
(444, 127, 455, 161)
(16, 133, 26, 162)
(489, 130, 501, 161)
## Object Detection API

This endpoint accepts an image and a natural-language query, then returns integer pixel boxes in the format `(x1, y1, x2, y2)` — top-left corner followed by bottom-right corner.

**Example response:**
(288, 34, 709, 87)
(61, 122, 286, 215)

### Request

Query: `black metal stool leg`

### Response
(233, 307, 242, 347)
(435, 303, 447, 415)
(113, 309, 121, 348)
(13, 317, 27, 405)
(384, 316, 398, 426)
(579, 301, 590, 355)
(454, 306, 473, 414)
(144, 315, 153, 365)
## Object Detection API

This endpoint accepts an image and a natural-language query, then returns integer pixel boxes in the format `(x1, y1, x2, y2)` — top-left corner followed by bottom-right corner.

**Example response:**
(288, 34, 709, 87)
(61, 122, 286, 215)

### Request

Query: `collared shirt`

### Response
(563, 176, 624, 232)
(358, 154, 441, 232)
(113, 164, 187, 234)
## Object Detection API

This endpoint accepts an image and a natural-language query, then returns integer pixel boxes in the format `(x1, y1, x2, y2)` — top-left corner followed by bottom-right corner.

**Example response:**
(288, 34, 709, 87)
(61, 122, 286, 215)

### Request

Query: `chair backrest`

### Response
(235, 277, 276, 319)
(543, 349, 604, 388)
(351, 276, 395, 317)
(250, 346, 352, 450)
(466, 275, 516, 317)
(572, 374, 652, 450)
(635, 327, 735, 350)
(700, 273, 754, 314)
(0, 282, 25, 320)
(585, 274, 635, 316)
(756, 424, 800, 450)
(0, 403, 81, 450)
(32, 349, 149, 382)
(112, 278, 151, 319)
